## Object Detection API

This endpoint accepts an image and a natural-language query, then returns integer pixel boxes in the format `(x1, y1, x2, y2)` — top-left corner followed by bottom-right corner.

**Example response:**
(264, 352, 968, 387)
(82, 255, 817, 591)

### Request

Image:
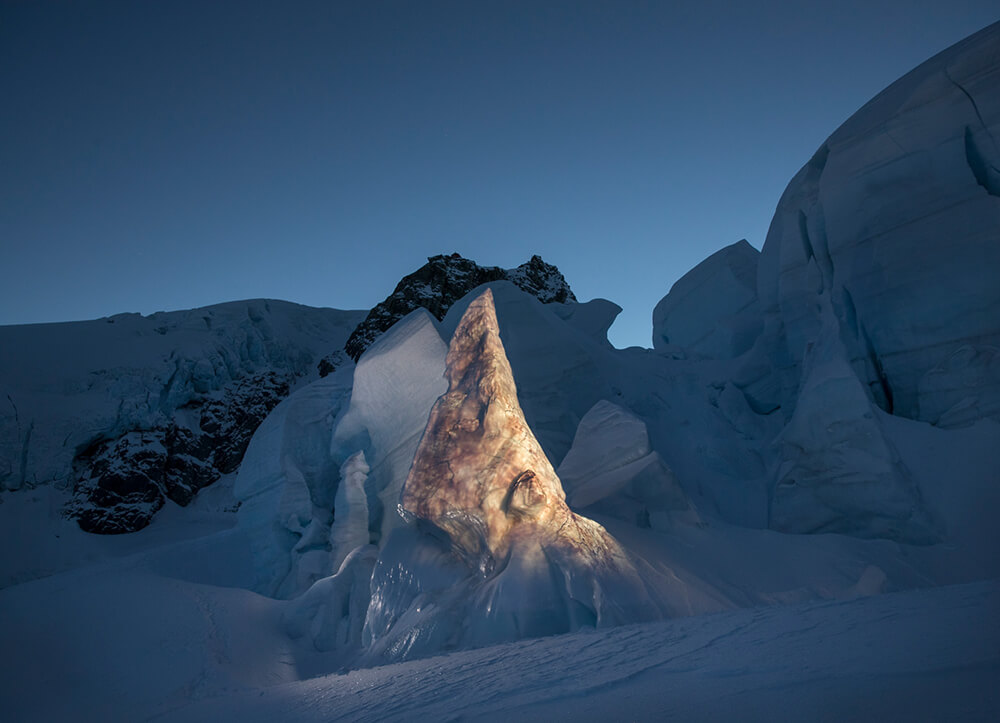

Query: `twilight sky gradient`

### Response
(2, 1, 998, 348)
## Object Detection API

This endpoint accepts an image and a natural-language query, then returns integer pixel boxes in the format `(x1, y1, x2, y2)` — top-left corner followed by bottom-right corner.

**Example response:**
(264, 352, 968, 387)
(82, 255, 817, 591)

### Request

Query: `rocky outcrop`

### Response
(344, 253, 575, 361)
(0, 299, 365, 533)
(68, 372, 290, 533)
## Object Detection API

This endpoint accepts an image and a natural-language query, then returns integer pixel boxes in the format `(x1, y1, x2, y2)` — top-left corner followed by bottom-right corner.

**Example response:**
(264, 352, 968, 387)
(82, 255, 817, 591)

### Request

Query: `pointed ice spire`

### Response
(401, 289, 654, 603)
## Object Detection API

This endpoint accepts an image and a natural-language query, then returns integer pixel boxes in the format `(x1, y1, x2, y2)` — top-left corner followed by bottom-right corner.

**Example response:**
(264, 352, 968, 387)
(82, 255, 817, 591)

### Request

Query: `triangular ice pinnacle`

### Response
(401, 288, 652, 597)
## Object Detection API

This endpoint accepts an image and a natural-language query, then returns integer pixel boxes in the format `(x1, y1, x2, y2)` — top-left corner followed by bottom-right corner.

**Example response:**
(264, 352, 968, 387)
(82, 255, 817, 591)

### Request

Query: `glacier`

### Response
(1, 19, 999, 722)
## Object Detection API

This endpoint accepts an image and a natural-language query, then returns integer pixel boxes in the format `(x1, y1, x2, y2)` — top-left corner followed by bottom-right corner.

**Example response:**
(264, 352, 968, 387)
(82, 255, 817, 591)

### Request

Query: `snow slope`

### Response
(1, 503, 995, 722)
(162, 579, 1000, 723)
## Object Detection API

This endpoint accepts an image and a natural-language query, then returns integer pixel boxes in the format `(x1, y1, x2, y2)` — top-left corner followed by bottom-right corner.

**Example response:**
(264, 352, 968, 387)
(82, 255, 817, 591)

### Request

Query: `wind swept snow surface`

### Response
(160, 580, 1000, 723)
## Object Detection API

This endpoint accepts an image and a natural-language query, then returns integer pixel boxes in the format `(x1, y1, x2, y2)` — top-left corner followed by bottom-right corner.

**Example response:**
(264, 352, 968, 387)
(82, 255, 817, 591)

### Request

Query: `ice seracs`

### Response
(363, 289, 658, 662)
(401, 289, 625, 567)
(652, 239, 761, 359)
(557, 399, 696, 530)
(3, 22, 1000, 716)
(769, 296, 938, 543)
(234, 308, 447, 597)
(750, 21, 1000, 427)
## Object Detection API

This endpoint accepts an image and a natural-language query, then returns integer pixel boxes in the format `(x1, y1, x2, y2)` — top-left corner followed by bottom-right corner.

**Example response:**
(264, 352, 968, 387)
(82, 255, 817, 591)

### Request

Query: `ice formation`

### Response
(652, 239, 761, 359)
(769, 296, 937, 542)
(557, 399, 696, 530)
(749, 25, 1000, 426)
(363, 289, 658, 662)
(235, 308, 447, 597)
(1, 22, 1000, 719)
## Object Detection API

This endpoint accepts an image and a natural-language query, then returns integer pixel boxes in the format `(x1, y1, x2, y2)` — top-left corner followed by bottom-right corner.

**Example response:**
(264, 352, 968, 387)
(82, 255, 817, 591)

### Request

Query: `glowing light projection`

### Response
(398, 288, 658, 626)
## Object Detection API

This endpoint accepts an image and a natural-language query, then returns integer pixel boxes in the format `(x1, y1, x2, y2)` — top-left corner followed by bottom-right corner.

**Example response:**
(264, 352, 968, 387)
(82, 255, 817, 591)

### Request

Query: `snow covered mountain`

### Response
(0, 300, 367, 533)
(1, 21, 999, 722)
(0, 255, 574, 535)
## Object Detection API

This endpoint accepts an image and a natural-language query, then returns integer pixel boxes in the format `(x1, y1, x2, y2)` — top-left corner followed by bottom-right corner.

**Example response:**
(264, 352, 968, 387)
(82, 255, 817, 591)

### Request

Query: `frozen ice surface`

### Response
(332, 308, 448, 548)
(234, 368, 355, 597)
(557, 400, 693, 530)
(753, 22, 1000, 425)
(652, 239, 761, 359)
(234, 308, 447, 597)
(770, 295, 937, 543)
(329, 451, 371, 572)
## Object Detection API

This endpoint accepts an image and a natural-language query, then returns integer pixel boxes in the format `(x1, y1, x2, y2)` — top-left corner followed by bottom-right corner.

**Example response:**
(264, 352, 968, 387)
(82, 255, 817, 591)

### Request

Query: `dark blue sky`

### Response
(2, 1, 997, 347)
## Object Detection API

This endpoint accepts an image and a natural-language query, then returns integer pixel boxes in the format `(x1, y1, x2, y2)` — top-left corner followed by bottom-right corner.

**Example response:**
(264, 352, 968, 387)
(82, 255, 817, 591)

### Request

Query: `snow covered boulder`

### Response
(652, 239, 762, 359)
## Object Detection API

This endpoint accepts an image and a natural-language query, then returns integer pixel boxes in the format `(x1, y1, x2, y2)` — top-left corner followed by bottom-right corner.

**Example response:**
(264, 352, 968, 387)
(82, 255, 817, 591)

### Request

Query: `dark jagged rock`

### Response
(344, 253, 576, 361)
(317, 349, 347, 378)
(67, 372, 289, 533)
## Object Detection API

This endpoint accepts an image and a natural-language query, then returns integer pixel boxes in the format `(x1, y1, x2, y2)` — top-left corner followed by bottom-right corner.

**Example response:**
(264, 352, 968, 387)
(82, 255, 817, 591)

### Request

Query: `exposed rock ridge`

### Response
(67, 371, 290, 533)
(344, 253, 576, 361)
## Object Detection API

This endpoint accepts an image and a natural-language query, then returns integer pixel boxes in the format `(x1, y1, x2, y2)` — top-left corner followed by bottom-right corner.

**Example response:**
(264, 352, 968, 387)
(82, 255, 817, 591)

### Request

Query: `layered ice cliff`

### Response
(750, 23, 1000, 426)
(653, 21, 1000, 542)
